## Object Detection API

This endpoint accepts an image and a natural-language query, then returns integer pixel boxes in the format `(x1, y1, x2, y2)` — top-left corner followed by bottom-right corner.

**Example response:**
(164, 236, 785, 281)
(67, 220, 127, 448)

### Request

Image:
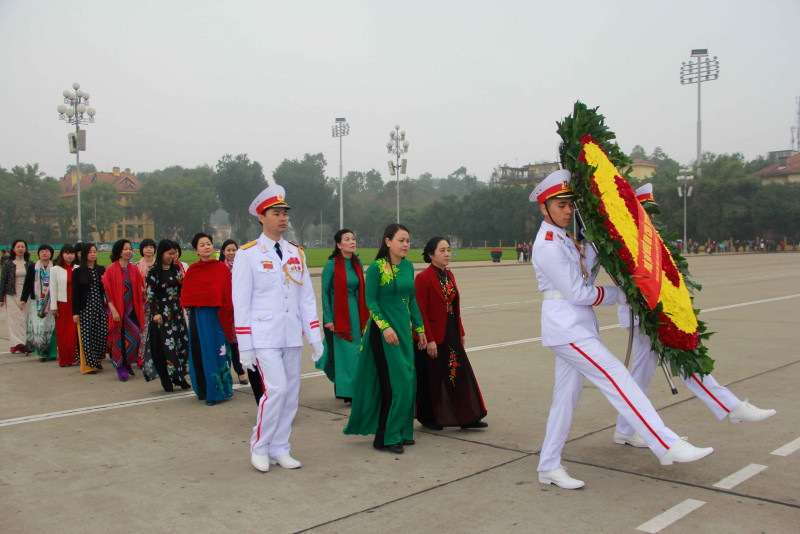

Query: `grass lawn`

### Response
(36, 247, 518, 268)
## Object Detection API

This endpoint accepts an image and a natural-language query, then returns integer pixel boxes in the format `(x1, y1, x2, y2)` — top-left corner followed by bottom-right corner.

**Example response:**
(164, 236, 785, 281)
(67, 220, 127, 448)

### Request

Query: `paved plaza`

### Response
(1, 252, 799, 533)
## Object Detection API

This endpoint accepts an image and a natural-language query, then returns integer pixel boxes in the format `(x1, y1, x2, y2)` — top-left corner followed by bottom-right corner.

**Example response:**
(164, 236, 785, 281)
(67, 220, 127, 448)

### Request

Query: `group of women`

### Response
(3, 225, 487, 449)
(1, 235, 257, 407)
(320, 224, 488, 455)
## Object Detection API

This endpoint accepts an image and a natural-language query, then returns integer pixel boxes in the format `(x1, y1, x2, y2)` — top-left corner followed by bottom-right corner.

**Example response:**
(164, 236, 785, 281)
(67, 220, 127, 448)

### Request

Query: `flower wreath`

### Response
(557, 102, 714, 377)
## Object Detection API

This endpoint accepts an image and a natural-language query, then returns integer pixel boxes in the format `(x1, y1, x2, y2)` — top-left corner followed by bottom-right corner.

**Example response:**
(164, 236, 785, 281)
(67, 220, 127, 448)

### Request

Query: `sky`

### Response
(1, 0, 798, 184)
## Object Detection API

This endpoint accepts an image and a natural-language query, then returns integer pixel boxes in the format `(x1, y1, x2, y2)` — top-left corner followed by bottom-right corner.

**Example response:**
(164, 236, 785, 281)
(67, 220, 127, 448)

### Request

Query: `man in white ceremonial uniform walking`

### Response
(613, 184, 775, 449)
(531, 170, 714, 490)
(232, 184, 324, 473)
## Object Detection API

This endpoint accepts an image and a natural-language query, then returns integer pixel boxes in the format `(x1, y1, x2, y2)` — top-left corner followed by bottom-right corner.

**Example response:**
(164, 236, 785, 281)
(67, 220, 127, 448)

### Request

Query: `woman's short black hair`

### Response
(328, 228, 355, 260)
(154, 239, 176, 270)
(37, 244, 55, 260)
(170, 240, 183, 258)
(10, 239, 30, 261)
(139, 238, 157, 256)
(191, 232, 213, 250)
(422, 236, 449, 264)
(110, 239, 132, 263)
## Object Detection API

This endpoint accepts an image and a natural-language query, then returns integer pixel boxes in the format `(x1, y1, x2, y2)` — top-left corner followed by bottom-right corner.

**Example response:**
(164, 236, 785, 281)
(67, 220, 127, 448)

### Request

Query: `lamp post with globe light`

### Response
(57, 82, 96, 241)
(386, 125, 408, 224)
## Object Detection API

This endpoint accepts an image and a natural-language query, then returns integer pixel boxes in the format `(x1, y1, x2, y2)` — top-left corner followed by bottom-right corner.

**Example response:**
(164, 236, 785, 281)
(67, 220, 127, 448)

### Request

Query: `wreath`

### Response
(557, 102, 714, 377)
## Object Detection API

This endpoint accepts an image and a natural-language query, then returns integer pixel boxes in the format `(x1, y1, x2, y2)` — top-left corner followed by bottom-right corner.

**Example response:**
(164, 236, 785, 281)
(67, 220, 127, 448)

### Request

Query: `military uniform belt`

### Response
(542, 289, 564, 300)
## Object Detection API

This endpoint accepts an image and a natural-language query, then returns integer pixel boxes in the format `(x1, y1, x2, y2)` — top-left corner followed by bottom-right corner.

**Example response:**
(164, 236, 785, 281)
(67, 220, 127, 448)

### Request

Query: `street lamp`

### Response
(677, 167, 694, 251)
(331, 117, 350, 230)
(680, 49, 719, 178)
(386, 124, 409, 223)
(57, 82, 96, 241)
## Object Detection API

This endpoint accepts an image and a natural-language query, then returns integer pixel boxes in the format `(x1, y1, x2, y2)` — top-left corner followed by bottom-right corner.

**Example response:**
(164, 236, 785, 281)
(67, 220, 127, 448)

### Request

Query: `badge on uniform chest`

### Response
(262, 260, 273, 270)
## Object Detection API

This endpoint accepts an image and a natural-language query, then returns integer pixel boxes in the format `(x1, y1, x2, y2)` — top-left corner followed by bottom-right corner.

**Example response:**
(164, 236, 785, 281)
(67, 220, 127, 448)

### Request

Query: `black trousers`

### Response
(370, 321, 393, 448)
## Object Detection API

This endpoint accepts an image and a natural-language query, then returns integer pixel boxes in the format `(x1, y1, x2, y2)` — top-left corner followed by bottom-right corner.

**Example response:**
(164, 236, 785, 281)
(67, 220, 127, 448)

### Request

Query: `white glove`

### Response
(311, 341, 324, 362)
(239, 349, 256, 372)
(616, 288, 629, 306)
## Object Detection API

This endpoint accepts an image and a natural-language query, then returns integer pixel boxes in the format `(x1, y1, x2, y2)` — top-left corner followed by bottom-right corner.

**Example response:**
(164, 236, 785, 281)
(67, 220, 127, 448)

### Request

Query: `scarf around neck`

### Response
(333, 254, 368, 341)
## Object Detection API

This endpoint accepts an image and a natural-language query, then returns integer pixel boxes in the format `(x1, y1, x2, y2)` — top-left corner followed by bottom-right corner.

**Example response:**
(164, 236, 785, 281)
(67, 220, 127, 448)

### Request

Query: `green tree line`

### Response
(2, 147, 798, 248)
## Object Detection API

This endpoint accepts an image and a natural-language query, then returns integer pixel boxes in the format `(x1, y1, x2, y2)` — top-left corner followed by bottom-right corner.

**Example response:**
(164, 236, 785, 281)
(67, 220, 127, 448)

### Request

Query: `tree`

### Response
(0, 164, 60, 244)
(65, 162, 97, 176)
(212, 154, 267, 242)
(82, 182, 123, 242)
(273, 153, 334, 246)
(630, 145, 647, 160)
(135, 165, 219, 241)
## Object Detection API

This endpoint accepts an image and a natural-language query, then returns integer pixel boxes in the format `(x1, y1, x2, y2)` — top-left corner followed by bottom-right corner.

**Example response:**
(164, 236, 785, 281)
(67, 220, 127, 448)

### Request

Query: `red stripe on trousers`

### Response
(691, 373, 730, 412)
(569, 343, 669, 449)
(252, 357, 269, 451)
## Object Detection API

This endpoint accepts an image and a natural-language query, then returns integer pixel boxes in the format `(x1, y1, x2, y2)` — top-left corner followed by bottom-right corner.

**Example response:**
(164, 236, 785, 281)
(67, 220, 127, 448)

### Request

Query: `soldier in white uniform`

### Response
(613, 184, 775, 448)
(531, 170, 714, 490)
(232, 184, 324, 473)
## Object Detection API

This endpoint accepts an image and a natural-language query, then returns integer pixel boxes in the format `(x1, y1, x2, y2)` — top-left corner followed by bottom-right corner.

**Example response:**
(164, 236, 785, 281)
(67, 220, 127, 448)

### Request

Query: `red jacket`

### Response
(414, 265, 465, 344)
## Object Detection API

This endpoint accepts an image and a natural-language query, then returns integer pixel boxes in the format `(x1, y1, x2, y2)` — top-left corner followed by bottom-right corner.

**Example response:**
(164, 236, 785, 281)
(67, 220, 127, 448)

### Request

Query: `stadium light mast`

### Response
(680, 49, 719, 178)
(386, 124, 408, 224)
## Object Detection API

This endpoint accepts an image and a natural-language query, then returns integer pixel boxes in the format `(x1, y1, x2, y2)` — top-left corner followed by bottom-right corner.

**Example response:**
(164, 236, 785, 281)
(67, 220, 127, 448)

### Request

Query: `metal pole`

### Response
(76, 122, 82, 242)
(683, 181, 688, 250)
(338, 134, 343, 229)
(396, 148, 400, 224)
(696, 56, 702, 178)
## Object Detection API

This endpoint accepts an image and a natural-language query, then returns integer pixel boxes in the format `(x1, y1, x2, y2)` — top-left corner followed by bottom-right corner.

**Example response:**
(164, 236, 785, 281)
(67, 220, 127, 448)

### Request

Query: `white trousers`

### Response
(615, 329, 741, 435)
(251, 347, 303, 457)
(538, 337, 680, 472)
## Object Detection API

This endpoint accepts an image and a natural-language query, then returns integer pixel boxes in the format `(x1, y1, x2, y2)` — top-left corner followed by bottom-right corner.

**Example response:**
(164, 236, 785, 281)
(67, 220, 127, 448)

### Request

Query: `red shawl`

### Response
(101, 262, 145, 330)
(180, 259, 235, 342)
(333, 255, 368, 341)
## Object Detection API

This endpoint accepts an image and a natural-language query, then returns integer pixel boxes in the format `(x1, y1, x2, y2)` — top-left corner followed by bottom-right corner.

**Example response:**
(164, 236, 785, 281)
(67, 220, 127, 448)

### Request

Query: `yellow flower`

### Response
(582, 141, 697, 335)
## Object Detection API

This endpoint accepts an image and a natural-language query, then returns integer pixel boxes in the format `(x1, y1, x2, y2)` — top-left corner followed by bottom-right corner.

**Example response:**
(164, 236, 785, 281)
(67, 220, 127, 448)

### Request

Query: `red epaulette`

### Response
(545, 231, 553, 241)
(287, 240, 303, 250)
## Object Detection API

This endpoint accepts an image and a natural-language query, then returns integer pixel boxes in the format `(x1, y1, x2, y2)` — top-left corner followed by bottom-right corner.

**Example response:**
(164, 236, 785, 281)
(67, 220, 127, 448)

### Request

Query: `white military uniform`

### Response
(232, 232, 321, 458)
(533, 219, 682, 472)
(613, 182, 741, 434)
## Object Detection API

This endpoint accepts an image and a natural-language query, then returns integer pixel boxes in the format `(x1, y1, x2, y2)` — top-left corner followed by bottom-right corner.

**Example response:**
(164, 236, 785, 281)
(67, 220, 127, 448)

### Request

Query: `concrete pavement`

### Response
(1, 253, 799, 533)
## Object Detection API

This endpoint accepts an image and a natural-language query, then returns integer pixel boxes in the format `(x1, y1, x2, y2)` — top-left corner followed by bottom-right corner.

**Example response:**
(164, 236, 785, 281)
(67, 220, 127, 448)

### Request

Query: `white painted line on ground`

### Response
(0, 371, 325, 427)
(701, 294, 800, 313)
(635, 499, 706, 533)
(1, 294, 795, 426)
(712, 464, 767, 490)
(771, 437, 800, 457)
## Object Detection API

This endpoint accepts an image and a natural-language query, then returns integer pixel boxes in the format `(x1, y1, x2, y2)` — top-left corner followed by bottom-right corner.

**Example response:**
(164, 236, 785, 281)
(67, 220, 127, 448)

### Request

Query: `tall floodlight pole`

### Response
(677, 168, 694, 251)
(331, 118, 350, 229)
(680, 49, 719, 178)
(57, 82, 96, 241)
(386, 124, 409, 223)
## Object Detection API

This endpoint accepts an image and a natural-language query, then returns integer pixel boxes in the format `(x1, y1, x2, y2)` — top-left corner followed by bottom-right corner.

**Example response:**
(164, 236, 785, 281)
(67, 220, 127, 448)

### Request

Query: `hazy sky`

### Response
(2, 0, 798, 184)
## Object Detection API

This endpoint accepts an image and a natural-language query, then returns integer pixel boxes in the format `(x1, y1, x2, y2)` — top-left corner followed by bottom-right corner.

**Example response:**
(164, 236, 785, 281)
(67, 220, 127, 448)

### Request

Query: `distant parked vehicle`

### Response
(98, 243, 111, 252)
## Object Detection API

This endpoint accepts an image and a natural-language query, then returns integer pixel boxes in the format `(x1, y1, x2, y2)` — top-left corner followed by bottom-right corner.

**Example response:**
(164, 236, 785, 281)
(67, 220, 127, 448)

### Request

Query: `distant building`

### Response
(757, 151, 800, 185)
(498, 162, 559, 186)
(623, 159, 657, 181)
(212, 224, 231, 242)
(59, 166, 155, 242)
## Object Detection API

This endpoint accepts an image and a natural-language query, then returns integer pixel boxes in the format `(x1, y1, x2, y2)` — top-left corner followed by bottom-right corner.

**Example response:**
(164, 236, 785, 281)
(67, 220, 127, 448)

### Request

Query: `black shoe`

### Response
(127, 367, 135, 376)
(177, 379, 191, 390)
(403, 439, 415, 446)
(163, 384, 174, 392)
(460, 421, 488, 429)
(118, 377, 128, 382)
(387, 443, 404, 454)
(421, 422, 443, 430)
